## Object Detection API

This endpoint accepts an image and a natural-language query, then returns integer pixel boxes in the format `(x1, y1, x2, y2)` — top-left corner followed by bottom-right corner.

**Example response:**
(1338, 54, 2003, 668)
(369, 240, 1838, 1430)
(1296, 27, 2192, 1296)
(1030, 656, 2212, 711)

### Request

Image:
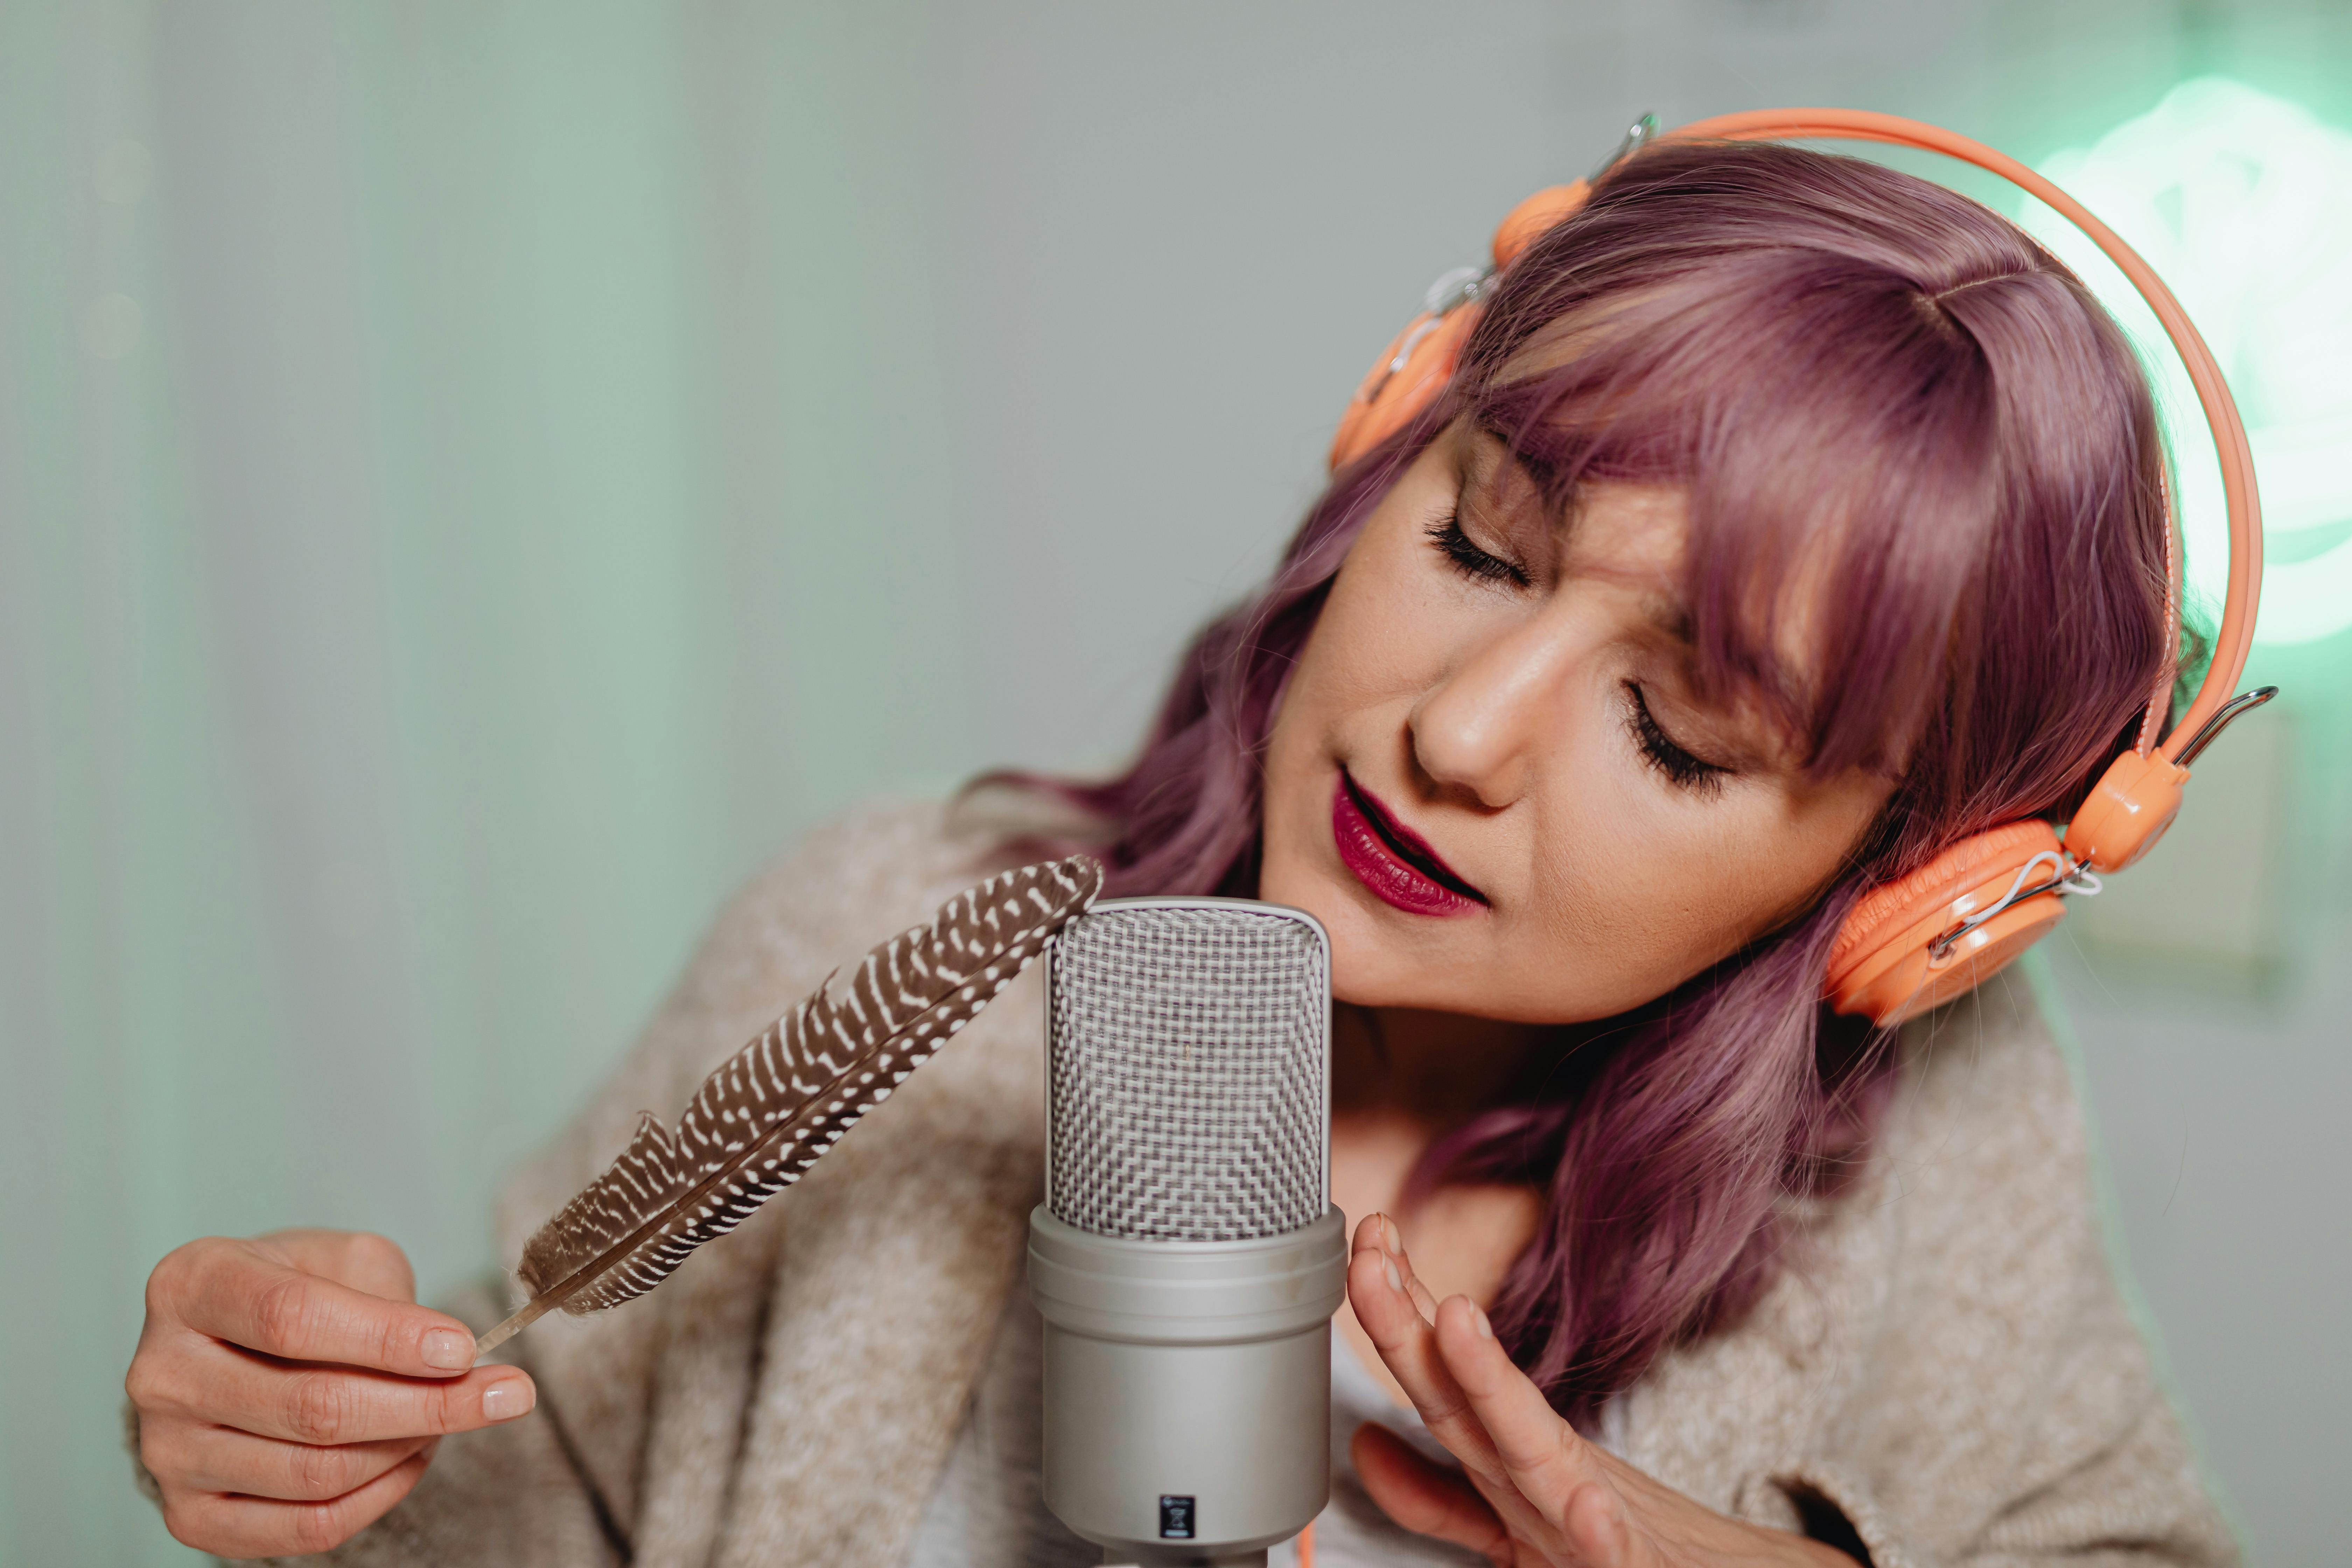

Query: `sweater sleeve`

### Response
(1737, 968, 2240, 1568)
(195, 799, 1001, 1568)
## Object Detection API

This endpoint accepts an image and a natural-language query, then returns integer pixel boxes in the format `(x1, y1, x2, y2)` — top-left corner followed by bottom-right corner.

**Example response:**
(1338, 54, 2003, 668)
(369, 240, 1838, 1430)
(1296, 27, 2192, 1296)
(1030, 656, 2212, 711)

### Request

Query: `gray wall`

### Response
(4, 2, 2344, 1562)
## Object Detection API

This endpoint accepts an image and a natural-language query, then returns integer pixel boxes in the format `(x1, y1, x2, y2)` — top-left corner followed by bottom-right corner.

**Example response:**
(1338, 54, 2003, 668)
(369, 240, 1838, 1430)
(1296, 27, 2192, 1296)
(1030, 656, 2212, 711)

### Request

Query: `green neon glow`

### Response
(2017, 78, 2352, 646)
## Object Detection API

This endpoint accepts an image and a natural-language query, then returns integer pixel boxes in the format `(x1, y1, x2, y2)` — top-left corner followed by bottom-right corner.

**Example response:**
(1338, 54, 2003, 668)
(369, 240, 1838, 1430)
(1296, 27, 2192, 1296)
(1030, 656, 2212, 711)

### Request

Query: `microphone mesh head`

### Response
(1046, 901, 1329, 1242)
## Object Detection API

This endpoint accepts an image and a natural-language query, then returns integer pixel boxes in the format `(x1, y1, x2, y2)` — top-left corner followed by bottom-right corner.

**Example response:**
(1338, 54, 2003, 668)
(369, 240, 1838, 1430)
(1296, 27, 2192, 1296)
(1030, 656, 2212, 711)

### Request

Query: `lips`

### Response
(1331, 771, 1487, 917)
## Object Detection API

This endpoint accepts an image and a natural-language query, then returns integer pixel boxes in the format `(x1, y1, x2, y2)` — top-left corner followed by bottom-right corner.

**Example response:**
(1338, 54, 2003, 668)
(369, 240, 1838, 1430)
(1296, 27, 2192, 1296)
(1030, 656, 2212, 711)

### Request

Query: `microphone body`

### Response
(1031, 897, 1344, 1568)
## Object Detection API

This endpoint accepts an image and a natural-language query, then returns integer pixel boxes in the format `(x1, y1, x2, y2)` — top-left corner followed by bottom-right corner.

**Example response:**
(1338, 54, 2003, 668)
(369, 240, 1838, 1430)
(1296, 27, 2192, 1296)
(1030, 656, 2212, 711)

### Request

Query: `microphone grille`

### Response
(1046, 899, 1330, 1242)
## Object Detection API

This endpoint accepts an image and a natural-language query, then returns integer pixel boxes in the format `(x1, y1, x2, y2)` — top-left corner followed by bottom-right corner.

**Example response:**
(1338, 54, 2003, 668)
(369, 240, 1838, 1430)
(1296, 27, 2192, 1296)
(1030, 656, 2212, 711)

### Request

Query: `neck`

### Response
(1331, 1003, 1544, 1124)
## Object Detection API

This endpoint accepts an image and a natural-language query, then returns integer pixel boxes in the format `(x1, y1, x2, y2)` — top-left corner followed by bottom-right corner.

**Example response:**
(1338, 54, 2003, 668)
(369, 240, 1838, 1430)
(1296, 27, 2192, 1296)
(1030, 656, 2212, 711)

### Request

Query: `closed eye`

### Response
(1624, 681, 1731, 794)
(1426, 513, 1530, 588)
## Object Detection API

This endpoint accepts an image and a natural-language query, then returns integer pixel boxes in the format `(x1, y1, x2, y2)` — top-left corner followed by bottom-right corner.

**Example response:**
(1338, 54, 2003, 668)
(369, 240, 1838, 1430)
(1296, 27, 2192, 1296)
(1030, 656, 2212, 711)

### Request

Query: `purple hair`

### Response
(986, 142, 2173, 1426)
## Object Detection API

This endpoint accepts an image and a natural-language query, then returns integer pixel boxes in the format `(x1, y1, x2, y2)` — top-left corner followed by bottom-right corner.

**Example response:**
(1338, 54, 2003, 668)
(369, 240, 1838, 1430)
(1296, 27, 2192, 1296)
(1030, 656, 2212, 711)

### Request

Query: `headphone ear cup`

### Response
(2066, 748, 2189, 872)
(1326, 306, 1479, 471)
(1491, 179, 1591, 268)
(1825, 821, 2067, 1027)
(1329, 180, 1601, 472)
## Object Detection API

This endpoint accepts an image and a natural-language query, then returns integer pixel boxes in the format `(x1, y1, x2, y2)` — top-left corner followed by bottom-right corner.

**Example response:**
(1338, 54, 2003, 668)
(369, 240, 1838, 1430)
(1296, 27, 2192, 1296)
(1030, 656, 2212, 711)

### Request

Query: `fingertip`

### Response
(418, 1323, 475, 1374)
(422, 1367, 537, 1435)
(382, 1298, 481, 1376)
(478, 1370, 536, 1424)
(320, 1444, 435, 1549)
(1431, 1295, 1504, 1377)
(1446, 1293, 1492, 1336)
(1348, 1424, 1425, 1504)
(1344, 1247, 1418, 1337)
(385, 1445, 434, 1501)
(1348, 1419, 1432, 1482)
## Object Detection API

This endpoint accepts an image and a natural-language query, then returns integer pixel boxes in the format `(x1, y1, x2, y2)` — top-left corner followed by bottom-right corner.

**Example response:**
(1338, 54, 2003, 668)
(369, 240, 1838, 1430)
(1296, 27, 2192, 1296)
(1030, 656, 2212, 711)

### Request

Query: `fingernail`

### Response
(481, 1380, 535, 1422)
(1379, 1214, 1401, 1256)
(1382, 1258, 1404, 1295)
(1472, 1304, 1494, 1339)
(421, 1329, 475, 1372)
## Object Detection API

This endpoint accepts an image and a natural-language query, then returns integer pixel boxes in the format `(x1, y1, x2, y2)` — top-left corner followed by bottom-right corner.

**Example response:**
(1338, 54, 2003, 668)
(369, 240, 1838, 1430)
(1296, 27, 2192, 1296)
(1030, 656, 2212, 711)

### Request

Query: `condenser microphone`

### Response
(1030, 897, 1346, 1568)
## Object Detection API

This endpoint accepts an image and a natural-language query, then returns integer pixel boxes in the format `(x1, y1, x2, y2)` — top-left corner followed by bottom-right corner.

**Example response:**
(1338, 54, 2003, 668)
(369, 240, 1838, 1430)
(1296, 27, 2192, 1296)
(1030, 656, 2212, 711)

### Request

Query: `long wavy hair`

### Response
(986, 141, 2175, 1427)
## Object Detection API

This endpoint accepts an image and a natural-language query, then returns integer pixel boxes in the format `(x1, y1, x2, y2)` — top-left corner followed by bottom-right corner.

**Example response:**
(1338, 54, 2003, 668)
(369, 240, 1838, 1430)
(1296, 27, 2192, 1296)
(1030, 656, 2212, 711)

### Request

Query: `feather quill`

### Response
(474, 855, 1103, 1355)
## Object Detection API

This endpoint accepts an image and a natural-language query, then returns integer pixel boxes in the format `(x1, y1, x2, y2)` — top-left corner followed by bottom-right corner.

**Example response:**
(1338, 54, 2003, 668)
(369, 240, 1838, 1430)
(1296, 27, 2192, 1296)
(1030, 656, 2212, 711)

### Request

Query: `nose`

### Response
(1407, 611, 1580, 809)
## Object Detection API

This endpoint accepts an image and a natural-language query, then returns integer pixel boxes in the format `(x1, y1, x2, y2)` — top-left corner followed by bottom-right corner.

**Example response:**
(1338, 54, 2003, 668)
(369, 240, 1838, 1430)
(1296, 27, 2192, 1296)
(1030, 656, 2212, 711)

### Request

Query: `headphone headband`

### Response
(1662, 110, 2261, 759)
(1326, 110, 2275, 1023)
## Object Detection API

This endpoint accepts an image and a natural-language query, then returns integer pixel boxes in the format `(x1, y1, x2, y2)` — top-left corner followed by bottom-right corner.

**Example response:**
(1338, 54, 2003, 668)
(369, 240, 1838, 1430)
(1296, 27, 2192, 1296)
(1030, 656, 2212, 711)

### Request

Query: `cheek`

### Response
(1257, 600, 1352, 889)
(1521, 774, 1847, 1000)
(1303, 537, 1458, 704)
(1263, 530, 1460, 820)
(1523, 777, 1714, 987)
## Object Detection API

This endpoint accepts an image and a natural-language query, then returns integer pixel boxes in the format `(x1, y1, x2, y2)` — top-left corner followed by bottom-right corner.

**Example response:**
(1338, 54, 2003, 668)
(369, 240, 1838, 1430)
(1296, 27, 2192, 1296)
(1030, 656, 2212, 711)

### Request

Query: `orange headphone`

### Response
(1328, 109, 2272, 1028)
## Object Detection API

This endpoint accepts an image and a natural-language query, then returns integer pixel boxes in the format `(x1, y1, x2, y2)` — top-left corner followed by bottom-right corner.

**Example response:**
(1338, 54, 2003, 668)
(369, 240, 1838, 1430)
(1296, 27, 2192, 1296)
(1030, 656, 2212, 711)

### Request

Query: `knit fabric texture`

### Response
(163, 799, 2234, 1568)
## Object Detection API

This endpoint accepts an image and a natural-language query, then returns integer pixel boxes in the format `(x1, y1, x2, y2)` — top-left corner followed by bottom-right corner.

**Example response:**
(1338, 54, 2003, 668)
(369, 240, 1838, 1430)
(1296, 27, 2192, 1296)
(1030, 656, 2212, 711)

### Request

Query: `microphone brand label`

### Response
(1158, 1494, 1196, 1539)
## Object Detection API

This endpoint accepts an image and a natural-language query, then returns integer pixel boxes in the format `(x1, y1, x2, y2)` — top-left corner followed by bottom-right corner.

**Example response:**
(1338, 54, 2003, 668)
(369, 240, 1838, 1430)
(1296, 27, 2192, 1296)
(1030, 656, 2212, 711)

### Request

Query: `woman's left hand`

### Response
(1345, 1214, 1856, 1568)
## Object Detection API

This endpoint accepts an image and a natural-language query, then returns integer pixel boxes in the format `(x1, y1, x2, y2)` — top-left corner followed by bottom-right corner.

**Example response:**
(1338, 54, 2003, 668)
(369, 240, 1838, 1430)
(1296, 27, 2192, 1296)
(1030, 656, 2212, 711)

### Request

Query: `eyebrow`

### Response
(1463, 416, 1700, 650)
(1641, 594, 1695, 647)
(1470, 407, 1563, 495)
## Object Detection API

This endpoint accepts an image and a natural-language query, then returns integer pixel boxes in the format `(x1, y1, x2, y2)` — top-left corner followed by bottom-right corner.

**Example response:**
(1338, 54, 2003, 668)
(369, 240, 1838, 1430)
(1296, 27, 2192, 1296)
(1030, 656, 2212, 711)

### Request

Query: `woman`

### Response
(125, 139, 2236, 1566)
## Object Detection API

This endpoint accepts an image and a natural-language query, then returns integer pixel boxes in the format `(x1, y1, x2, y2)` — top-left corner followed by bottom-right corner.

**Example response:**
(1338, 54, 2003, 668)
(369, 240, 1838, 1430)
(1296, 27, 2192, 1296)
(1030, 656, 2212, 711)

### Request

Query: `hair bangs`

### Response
(1465, 244, 2008, 787)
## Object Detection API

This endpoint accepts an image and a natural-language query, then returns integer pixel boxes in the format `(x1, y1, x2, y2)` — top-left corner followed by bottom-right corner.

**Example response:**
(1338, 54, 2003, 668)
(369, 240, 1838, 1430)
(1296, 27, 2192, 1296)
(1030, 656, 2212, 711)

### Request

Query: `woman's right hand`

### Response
(126, 1229, 538, 1559)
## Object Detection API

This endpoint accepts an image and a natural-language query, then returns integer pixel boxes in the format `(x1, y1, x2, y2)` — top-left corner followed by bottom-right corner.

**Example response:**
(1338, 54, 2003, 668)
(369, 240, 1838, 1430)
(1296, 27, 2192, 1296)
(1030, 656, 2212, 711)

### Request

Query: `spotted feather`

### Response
(474, 855, 1103, 1354)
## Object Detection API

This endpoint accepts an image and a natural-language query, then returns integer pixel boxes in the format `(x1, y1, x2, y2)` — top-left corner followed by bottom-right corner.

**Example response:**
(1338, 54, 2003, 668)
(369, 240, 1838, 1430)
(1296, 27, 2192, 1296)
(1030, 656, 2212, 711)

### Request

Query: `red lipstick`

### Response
(1330, 771, 1486, 917)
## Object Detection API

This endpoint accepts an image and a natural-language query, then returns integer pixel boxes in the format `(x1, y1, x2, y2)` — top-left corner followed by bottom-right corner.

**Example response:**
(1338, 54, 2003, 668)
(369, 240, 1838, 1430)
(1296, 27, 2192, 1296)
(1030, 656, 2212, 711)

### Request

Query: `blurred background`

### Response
(3, 1, 2346, 1562)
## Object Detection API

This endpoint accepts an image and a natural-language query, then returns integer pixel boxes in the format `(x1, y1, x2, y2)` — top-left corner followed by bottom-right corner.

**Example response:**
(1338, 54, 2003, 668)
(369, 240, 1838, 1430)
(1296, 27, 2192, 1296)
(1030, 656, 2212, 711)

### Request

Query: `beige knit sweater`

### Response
(246, 799, 2235, 1567)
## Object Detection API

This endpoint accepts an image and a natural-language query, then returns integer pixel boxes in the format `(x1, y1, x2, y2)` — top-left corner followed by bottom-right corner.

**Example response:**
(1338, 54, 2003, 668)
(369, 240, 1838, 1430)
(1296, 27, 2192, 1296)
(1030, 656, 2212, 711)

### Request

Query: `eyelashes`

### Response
(1426, 512, 1732, 799)
(1623, 681, 1732, 796)
(1425, 513, 1531, 588)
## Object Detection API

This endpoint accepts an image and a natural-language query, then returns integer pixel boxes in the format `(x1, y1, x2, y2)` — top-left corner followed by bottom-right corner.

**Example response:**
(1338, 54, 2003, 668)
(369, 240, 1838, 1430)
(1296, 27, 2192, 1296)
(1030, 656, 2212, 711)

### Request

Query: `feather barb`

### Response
(472, 855, 1103, 1357)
